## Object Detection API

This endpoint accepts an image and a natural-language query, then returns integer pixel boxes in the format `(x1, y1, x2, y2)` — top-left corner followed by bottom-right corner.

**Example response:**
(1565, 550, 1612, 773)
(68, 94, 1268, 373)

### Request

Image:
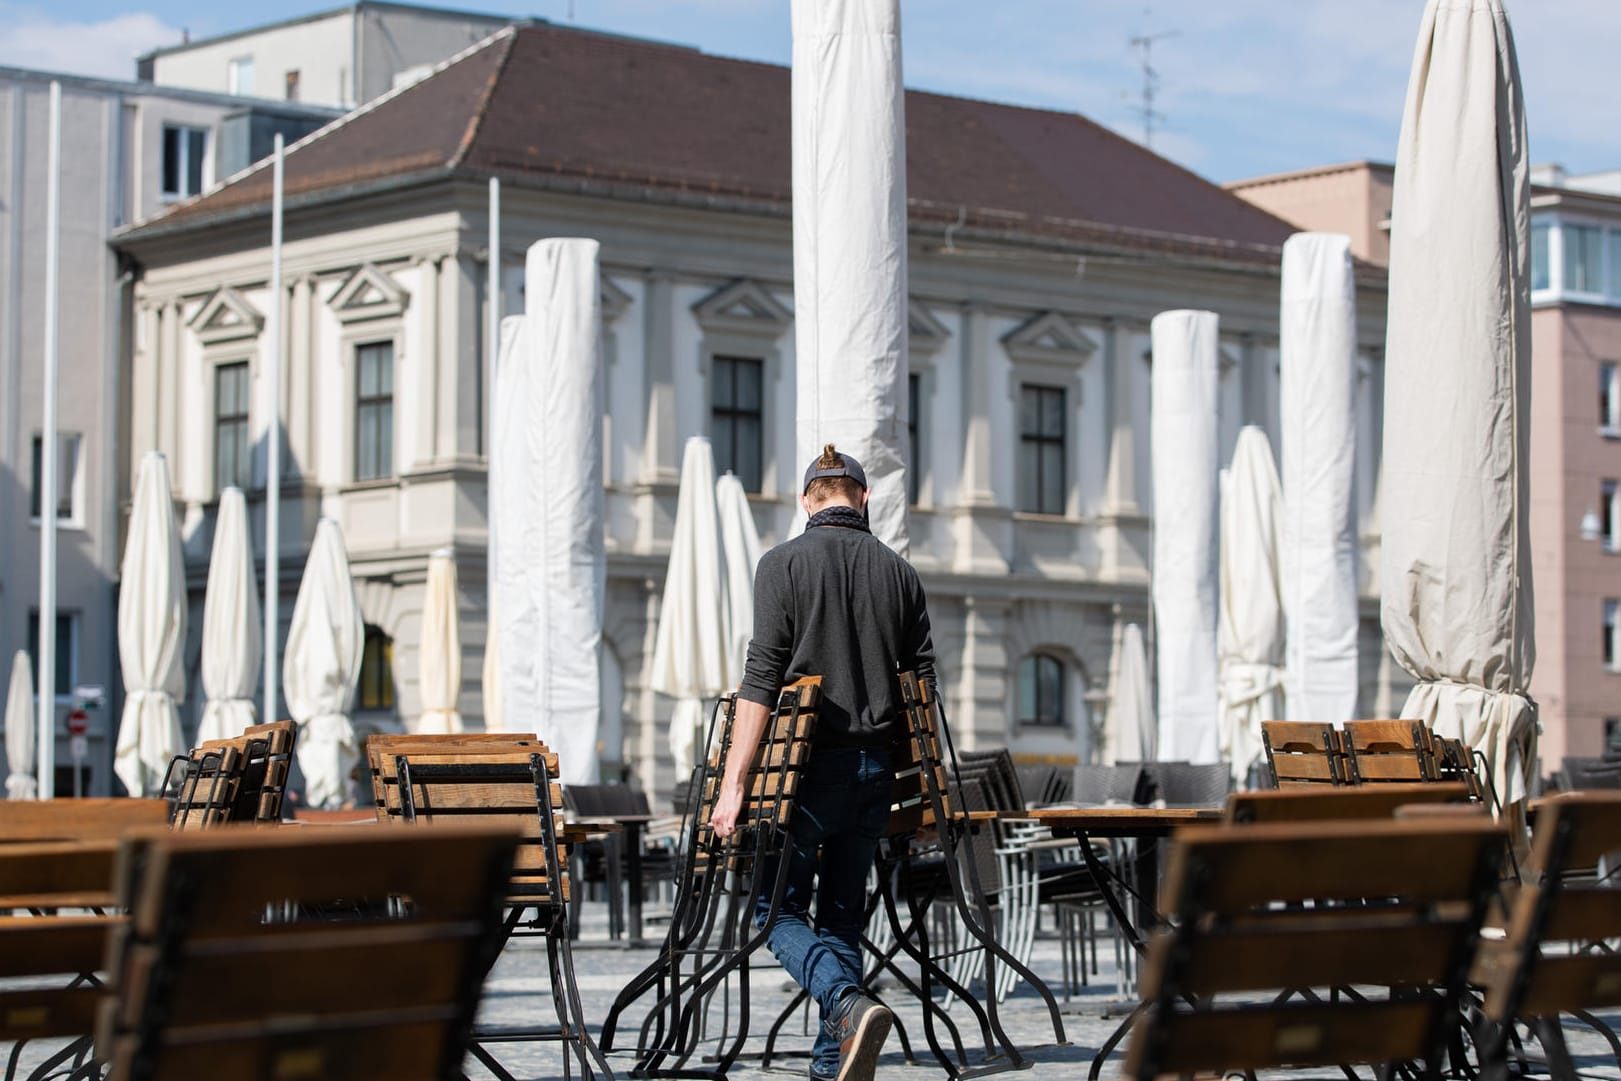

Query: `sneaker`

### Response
(809, 1066, 838, 1081)
(824, 993, 892, 1081)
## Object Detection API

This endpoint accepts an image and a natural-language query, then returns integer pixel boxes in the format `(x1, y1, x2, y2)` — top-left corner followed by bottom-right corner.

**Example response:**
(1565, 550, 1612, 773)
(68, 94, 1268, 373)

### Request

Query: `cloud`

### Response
(0, 6, 183, 82)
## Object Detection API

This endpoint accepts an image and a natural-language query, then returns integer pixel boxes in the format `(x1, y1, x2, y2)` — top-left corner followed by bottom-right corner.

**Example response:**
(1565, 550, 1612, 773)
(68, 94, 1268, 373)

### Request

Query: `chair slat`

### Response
(1139, 999, 1439, 1076)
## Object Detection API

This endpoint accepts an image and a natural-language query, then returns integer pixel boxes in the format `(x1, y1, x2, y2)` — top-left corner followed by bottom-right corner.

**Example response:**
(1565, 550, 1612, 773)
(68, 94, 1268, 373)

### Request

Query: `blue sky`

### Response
(3, 0, 1615, 184)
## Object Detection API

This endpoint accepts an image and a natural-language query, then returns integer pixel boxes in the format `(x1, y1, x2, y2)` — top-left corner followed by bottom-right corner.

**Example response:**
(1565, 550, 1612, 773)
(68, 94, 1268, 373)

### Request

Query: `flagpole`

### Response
(37, 81, 62, 798)
(264, 134, 284, 726)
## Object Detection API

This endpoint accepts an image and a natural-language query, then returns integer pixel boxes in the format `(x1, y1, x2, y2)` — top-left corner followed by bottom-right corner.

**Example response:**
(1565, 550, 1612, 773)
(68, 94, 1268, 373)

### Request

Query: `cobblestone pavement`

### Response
(9, 903, 1620, 1080)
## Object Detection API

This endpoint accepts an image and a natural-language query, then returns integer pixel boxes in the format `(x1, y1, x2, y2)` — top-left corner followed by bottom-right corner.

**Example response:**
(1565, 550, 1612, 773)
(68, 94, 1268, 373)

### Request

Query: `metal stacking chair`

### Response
(1126, 816, 1508, 1081)
(96, 824, 518, 1081)
(1557, 756, 1621, 792)
(161, 719, 299, 829)
(599, 678, 820, 1080)
(372, 738, 611, 1080)
(1261, 720, 1350, 787)
(1476, 791, 1621, 1080)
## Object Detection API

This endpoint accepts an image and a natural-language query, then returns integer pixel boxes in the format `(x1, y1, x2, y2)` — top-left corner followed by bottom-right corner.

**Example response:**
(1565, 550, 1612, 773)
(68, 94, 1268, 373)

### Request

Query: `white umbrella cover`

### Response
(715, 471, 763, 690)
(114, 451, 187, 797)
(791, 0, 910, 555)
(482, 314, 525, 735)
(416, 550, 463, 734)
(1150, 310, 1221, 764)
(1218, 427, 1286, 782)
(651, 438, 731, 781)
(284, 518, 364, 809)
(1280, 232, 1360, 724)
(197, 487, 261, 742)
(1108, 624, 1154, 765)
(1382, 0, 1535, 805)
(490, 239, 604, 785)
(5, 651, 36, 799)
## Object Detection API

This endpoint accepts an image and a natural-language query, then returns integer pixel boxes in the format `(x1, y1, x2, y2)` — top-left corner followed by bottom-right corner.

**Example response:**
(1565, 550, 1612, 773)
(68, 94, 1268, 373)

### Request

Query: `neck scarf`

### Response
(806, 505, 870, 533)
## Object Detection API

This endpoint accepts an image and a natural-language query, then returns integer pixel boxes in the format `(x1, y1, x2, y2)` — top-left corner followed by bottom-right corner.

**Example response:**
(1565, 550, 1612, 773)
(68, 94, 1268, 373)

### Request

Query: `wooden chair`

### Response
(0, 841, 122, 1081)
(1342, 718, 1441, 784)
(1476, 792, 1621, 1079)
(365, 732, 543, 819)
(374, 740, 611, 1080)
(1260, 720, 1348, 787)
(1225, 782, 1474, 824)
(96, 823, 518, 1081)
(0, 799, 170, 843)
(1126, 816, 1507, 1081)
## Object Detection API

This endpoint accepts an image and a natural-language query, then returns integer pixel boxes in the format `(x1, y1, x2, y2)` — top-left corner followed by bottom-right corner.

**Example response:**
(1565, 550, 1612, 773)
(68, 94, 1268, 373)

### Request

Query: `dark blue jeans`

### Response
(755, 746, 892, 1074)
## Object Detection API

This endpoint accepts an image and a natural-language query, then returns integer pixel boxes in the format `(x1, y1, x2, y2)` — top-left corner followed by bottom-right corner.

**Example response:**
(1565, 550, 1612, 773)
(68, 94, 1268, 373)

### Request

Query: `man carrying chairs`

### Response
(711, 445, 936, 1081)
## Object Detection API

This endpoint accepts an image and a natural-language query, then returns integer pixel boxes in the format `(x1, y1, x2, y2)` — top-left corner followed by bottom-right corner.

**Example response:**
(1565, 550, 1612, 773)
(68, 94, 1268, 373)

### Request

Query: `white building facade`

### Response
(115, 25, 1402, 801)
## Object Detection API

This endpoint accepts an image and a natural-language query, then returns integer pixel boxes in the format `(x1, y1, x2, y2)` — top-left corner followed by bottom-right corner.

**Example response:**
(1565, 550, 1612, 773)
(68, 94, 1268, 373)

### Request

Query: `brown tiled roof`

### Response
(121, 25, 1295, 259)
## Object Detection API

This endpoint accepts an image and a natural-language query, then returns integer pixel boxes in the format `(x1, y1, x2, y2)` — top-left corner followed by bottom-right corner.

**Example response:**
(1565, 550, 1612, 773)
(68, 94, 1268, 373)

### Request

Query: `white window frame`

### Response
(1601, 362, 1621, 438)
(29, 431, 85, 529)
(1604, 479, 1621, 554)
(28, 609, 80, 705)
(228, 55, 255, 96)
(1537, 215, 1621, 309)
(159, 123, 210, 201)
(1606, 598, 1621, 673)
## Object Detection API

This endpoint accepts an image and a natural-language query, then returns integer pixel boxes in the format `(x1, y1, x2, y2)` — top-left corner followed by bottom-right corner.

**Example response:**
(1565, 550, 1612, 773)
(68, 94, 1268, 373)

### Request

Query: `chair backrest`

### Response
(1342, 719, 1440, 784)
(1225, 782, 1473, 825)
(1073, 763, 1148, 806)
(364, 733, 543, 819)
(376, 746, 568, 909)
(889, 672, 953, 836)
(1127, 817, 1507, 1081)
(99, 824, 518, 1081)
(957, 749, 1026, 811)
(1559, 756, 1621, 792)
(0, 841, 122, 1043)
(0, 799, 170, 843)
(1261, 721, 1347, 787)
(564, 782, 652, 818)
(1481, 792, 1621, 1027)
(168, 744, 245, 830)
(1152, 761, 1231, 806)
(1015, 762, 1074, 806)
(239, 720, 297, 821)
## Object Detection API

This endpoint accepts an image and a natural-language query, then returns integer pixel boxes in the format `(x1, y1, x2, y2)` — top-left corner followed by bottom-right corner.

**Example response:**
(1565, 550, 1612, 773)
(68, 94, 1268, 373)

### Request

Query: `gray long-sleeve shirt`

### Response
(738, 521, 936, 748)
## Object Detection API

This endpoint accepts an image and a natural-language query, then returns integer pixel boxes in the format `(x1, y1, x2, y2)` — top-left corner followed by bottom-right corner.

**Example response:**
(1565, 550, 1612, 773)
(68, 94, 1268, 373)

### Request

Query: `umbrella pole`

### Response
(37, 81, 61, 799)
(264, 135, 284, 727)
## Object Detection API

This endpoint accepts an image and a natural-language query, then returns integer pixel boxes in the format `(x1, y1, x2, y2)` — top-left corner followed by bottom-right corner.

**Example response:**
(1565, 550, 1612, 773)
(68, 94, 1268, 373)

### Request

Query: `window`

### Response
(1016, 653, 1066, 727)
(284, 69, 300, 101)
(1017, 383, 1066, 514)
(160, 124, 208, 199)
(355, 341, 394, 481)
(711, 356, 763, 492)
(29, 432, 82, 523)
(1604, 480, 1620, 552)
(1531, 218, 1551, 292)
(1605, 599, 1620, 671)
(228, 55, 255, 96)
(357, 625, 395, 710)
(215, 362, 251, 493)
(907, 372, 921, 505)
(1564, 224, 1603, 295)
(26, 610, 77, 699)
(1607, 718, 1621, 758)
(1609, 232, 1621, 301)
(1602, 363, 1621, 433)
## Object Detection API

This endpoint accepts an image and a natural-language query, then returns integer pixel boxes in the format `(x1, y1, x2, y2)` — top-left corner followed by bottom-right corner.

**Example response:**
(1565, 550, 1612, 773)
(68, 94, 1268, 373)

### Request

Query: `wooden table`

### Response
(0, 798, 169, 842)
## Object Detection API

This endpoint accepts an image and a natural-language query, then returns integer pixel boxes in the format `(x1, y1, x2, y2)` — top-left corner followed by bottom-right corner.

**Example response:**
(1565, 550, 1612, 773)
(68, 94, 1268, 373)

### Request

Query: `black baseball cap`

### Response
(801, 444, 868, 494)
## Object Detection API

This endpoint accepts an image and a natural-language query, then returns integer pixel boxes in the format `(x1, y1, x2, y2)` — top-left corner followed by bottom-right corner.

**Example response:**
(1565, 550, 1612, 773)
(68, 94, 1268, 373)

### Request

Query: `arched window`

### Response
(357, 624, 395, 710)
(1016, 653, 1066, 727)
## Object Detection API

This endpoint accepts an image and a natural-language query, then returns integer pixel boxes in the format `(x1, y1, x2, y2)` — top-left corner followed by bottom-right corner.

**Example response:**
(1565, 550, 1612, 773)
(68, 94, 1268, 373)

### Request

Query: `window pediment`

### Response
(601, 275, 634, 324)
(189, 286, 263, 345)
(1003, 312, 1099, 366)
(693, 279, 792, 339)
(908, 299, 952, 354)
(329, 263, 409, 324)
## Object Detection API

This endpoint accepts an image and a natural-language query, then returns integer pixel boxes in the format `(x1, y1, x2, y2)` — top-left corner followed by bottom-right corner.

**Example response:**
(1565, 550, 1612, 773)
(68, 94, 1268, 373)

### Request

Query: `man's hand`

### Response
(710, 782, 744, 839)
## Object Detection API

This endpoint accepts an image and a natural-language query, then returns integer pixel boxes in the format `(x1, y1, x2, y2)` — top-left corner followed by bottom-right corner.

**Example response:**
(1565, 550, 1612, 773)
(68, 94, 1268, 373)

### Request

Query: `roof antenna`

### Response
(1127, 8, 1178, 150)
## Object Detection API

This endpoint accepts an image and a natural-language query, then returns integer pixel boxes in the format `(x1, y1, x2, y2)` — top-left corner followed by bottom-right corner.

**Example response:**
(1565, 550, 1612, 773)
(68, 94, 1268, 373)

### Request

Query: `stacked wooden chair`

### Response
(1261, 719, 1499, 810)
(365, 731, 610, 1081)
(163, 720, 297, 828)
(1126, 816, 1508, 1081)
(1475, 791, 1621, 1079)
(95, 824, 517, 1081)
(600, 678, 820, 1080)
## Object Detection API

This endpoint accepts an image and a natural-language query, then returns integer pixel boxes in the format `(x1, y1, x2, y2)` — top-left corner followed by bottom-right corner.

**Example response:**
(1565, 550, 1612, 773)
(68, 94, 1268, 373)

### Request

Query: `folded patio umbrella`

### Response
(1150, 310, 1221, 764)
(1280, 232, 1360, 724)
(284, 518, 364, 809)
(1218, 427, 1286, 782)
(489, 239, 604, 784)
(481, 314, 524, 734)
(792, 0, 910, 555)
(197, 486, 261, 742)
(5, 651, 36, 799)
(1382, 0, 1535, 805)
(1108, 623, 1154, 765)
(651, 437, 730, 781)
(114, 451, 187, 797)
(416, 549, 463, 734)
(715, 470, 762, 691)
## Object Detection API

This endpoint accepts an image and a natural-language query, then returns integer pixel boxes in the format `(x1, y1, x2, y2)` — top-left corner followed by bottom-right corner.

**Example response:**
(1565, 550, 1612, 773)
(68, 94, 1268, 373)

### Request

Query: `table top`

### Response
(1027, 805, 1222, 838)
